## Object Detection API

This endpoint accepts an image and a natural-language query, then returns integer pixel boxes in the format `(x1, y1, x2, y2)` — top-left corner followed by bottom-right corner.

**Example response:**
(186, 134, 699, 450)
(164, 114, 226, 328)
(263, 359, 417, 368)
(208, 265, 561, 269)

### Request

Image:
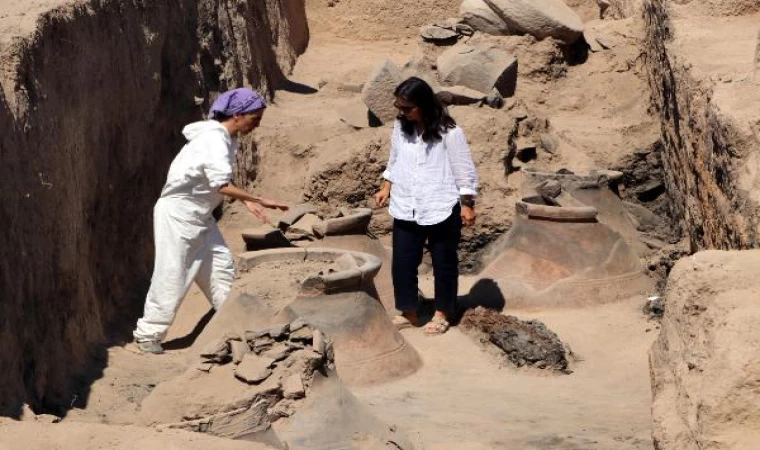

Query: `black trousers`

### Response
(392, 205, 462, 316)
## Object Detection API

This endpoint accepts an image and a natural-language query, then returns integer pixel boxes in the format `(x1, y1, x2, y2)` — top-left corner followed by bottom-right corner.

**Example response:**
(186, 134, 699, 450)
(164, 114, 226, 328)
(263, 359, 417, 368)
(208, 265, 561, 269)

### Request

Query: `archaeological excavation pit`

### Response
(3, 0, 760, 449)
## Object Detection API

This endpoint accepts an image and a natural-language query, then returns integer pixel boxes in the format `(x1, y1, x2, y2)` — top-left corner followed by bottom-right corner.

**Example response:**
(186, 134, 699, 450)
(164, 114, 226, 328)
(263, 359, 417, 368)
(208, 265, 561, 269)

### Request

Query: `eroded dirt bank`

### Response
(643, 0, 760, 250)
(0, 0, 307, 416)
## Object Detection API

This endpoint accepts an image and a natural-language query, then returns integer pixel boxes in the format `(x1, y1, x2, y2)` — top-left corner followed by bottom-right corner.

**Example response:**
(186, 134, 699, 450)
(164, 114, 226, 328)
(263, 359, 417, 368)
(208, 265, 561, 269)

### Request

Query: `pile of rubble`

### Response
(155, 319, 334, 438)
(460, 307, 569, 371)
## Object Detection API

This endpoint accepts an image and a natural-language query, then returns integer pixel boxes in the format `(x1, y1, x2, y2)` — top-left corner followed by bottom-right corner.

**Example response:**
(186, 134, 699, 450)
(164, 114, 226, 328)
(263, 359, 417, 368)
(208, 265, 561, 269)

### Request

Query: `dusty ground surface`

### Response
(4, 0, 666, 448)
(0, 419, 274, 450)
(357, 298, 657, 450)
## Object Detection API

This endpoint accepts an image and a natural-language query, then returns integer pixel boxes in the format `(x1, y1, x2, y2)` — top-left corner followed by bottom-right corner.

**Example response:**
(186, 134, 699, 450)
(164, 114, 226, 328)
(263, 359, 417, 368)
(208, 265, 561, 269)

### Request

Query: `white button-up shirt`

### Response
(383, 120, 479, 226)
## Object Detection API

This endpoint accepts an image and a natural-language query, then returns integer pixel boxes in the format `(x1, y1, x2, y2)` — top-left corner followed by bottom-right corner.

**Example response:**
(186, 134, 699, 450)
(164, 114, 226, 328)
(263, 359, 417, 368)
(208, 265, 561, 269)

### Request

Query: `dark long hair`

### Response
(394, 77, 456, 142)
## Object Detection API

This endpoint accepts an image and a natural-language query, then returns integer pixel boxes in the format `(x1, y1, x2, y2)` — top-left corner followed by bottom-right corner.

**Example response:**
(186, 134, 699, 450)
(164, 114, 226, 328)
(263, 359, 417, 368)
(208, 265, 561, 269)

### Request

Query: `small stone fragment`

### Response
(290, 325, 314, 342)
(235, 355, 276, 384)
(253, 336, 276, 353)
(230, 340, 249, 364)
(196, 362, 215, 372)
(420, 24, 459, 42)
(199, 337, 230, 362)
(540, 133, 560, 154)
(289, 318, 307, 332)
(282, 374, 306, 399)
(262, 343, 291, 362)
(312, 329, 326, 355)
(247, 323, 290, 341)
(286, 341, 306, 351)
(268, 399, 296, 420)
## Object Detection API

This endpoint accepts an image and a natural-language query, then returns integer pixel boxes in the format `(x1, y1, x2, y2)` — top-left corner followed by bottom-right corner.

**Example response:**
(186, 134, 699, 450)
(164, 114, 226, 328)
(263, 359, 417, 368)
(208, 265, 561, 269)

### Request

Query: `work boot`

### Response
(135, 339, 164, 354)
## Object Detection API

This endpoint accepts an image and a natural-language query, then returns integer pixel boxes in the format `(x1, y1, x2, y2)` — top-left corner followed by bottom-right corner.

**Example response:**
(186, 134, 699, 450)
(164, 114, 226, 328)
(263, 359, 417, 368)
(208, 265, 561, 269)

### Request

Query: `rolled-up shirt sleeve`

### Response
(447, 127, 479, 196)
(382, 121, 402, 182)
(202, 136, 234, 190)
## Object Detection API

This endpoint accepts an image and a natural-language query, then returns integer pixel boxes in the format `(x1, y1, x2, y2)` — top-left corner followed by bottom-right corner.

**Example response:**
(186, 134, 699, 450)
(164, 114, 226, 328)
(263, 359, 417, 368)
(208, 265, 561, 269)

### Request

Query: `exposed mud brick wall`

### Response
(0, 0, 307, 415)
(643, 0, 759, 251)
(650, 250, 760, 449)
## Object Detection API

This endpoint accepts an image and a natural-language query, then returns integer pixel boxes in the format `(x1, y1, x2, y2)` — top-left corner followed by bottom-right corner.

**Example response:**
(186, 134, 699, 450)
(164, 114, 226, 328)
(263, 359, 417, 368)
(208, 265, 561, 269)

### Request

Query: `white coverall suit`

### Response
(134, 121, 237, 342)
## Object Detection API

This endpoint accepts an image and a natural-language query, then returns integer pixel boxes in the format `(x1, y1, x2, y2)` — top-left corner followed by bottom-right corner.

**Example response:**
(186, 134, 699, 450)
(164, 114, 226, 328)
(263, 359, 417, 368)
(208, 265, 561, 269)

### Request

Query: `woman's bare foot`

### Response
(423, 311, 450, 335)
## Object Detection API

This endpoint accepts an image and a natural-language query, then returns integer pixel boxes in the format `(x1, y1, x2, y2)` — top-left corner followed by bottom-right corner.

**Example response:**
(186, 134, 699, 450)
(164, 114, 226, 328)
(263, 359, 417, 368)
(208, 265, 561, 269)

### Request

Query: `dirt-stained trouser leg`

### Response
(133, 200, 208, 342)
(194, 223, 235, 310)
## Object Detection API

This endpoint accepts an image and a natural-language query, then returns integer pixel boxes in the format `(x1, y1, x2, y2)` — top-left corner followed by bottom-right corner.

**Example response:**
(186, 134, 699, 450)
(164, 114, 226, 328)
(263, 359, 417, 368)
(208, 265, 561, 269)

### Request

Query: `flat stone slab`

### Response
(420, 24, 459, 41)
(235, 354, 275, 384)
(282, 374, 306, 399)
(261, 343, 291, 362)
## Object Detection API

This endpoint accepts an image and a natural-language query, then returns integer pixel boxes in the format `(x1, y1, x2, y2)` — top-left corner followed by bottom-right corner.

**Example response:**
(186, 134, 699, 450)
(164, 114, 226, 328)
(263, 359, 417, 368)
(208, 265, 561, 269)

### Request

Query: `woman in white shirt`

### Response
(133, 88, 288, 354)
(374, 77, 479, 335)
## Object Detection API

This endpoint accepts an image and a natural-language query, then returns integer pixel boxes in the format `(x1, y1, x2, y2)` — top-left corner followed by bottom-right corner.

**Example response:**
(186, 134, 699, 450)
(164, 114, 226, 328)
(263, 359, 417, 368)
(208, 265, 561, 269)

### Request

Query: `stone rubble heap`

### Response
(160, 319, 334, 437)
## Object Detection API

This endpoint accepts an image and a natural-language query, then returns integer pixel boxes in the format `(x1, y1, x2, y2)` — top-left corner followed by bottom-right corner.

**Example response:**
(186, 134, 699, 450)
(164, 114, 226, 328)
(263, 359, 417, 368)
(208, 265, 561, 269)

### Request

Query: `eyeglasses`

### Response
(394, 102, 417, 114)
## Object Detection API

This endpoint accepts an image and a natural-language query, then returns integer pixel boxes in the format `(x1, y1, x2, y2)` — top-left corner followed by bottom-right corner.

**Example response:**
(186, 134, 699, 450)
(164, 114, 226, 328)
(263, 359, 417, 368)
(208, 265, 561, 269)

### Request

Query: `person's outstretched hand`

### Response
(245, 200, 268, 223)
(257, 198, 289, 211)
(373, 188, 390, 207)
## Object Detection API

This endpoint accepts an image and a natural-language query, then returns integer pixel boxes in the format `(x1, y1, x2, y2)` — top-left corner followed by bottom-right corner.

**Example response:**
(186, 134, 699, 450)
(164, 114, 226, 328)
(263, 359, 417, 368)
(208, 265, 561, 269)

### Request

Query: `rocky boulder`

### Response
(361, 59, 403, 123)
(437, 43, 518, 96)
(482, 0, 584, 43)
(650, 250, 760, 450)
(460, 0, 510, 35)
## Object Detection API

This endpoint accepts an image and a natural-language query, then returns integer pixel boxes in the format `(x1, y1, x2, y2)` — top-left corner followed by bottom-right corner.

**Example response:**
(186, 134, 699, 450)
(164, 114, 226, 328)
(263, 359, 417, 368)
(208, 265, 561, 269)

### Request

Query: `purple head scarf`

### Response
(209, 88, 266, 119)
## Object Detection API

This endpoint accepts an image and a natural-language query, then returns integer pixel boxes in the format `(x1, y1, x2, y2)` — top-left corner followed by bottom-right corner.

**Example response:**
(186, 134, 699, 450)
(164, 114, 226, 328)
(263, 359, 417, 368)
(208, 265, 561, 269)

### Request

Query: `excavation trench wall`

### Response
(0, 0, 307, 415)
(643, 1, 760, 448)
(643, 0, 760, 251)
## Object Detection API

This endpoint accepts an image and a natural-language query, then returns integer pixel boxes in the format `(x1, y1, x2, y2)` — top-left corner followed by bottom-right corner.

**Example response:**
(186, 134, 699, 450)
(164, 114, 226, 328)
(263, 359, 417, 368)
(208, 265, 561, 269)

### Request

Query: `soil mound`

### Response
(460, 307, 569, 370)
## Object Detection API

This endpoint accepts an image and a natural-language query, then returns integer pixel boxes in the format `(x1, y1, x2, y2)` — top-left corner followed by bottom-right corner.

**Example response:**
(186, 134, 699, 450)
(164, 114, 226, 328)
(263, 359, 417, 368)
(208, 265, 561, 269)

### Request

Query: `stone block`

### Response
(437, 43, 518, 96)
(361, 60, 404, 123)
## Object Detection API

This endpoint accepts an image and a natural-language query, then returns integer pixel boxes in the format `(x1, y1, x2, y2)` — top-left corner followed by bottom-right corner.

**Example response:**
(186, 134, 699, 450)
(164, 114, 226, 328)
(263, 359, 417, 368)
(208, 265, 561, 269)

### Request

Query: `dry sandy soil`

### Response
(5, 0, 669, 448)
(55, 3, 664, 447)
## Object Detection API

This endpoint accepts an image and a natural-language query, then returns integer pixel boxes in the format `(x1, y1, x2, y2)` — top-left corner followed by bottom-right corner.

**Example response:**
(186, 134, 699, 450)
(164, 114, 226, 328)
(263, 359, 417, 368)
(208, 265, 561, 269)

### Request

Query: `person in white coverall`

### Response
(133, 88, 288, 354)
